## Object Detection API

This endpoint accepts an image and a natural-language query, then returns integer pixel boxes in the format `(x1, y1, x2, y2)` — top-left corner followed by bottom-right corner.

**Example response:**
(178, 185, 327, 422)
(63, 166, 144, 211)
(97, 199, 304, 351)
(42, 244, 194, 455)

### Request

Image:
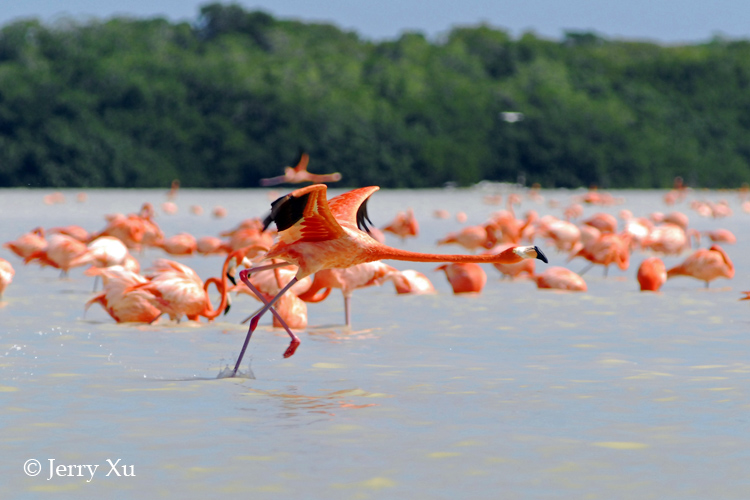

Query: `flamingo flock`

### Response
(1, 179, 747, 378)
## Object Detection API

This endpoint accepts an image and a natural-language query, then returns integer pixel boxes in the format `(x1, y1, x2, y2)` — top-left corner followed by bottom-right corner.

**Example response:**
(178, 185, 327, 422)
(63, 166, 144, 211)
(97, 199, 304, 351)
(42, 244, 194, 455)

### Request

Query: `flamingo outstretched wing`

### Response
(264, 184, 346, 244)
(328, 186, 380, 233)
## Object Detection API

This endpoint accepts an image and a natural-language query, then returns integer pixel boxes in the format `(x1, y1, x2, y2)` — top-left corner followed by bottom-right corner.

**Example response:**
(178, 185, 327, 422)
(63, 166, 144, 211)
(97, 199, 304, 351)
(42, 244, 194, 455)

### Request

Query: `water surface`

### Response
(1, 187, 748, 499)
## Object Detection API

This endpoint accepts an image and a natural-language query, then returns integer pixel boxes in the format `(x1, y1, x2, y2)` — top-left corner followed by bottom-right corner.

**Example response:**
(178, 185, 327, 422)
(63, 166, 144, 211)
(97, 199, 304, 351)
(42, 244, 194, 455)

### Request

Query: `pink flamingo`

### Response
(230, 184, 547, 374)
(297, 261, 400, 327)
(532, 267, 587, 291)
(484, 243, 536, 279)
(666, 245, 734, 288)
(389, 270, 436, 295)
(637, 257, 667, 292)
(157, 233, 197, 256)
(435, 263, 487, 294)
(85, 267, 162, 323)
(382, 208, 419, 242)
(569, 233, 630, 276)
(4, 227, 47, 259)
(0, 257, 14, 299)
(260, 150, 342, 186)
(24, 234, 91, 277)
(703, 229, 736, 244)
(437, 225, 491, 252)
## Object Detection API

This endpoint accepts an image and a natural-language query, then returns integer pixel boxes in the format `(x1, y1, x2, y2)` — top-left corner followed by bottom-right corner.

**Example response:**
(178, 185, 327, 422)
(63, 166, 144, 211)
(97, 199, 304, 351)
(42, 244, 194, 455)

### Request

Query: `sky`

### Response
(2, 0, 748, 45)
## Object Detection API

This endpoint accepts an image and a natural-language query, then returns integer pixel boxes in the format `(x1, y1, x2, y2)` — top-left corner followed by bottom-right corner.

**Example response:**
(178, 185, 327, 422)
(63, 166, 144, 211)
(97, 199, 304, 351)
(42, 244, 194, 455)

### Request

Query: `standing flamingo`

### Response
(666, 245, 734, 288)
(24, 234, 91, 277)
(230, 184, 548, 375)
(4, 227, 47, 259)
(0, 257, 14, 299)
(296, 261, 400, 327)
(637, 257, 667, 292)
(260, 150, 342, 186)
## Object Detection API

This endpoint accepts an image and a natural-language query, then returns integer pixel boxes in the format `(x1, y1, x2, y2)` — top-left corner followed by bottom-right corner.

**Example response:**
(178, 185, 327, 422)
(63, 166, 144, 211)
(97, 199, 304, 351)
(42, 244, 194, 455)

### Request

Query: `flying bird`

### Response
(260, 150, 342, 186)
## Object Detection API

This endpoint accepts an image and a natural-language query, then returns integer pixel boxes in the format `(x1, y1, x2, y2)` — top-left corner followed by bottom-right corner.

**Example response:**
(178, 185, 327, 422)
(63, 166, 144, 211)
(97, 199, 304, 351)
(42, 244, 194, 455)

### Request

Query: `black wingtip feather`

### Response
(263, 192, 310, 232)
(356, 196, 374, 233)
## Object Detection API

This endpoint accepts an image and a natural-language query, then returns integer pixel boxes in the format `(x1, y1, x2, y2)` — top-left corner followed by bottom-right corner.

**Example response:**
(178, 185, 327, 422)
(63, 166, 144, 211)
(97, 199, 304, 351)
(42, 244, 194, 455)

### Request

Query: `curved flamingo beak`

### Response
(534, 246, 549, 264)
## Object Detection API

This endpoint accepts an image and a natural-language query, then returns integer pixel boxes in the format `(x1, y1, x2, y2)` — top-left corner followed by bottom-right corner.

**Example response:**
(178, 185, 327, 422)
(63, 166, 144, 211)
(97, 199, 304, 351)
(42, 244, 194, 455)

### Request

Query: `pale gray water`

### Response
(1, 186, 748, 499)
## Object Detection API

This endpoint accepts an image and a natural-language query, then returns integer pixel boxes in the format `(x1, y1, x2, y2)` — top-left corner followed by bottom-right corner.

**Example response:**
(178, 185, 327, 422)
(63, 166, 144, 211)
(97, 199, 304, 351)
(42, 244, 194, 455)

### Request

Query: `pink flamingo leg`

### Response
(238, 271, 301, 351)
(232, 267, 300, 376)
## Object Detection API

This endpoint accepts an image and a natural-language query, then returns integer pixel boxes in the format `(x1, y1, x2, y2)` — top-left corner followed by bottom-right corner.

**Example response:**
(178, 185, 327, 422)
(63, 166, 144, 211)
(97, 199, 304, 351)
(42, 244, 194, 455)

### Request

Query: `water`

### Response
(1, 186, 748, 499)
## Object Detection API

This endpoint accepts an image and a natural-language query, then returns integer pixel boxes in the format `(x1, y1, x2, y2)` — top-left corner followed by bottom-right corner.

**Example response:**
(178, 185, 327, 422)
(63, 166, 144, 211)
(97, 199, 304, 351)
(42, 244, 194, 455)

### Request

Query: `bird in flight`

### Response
(259, 149, 342, 187)
(228, 184, 548, 377)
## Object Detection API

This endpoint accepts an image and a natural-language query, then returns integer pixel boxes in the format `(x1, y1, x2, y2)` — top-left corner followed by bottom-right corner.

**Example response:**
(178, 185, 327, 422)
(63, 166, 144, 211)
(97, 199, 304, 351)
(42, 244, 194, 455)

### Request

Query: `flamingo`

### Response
(666, 245, 734, 288)
(389, 270, 436, 295)
(296, 261, 400, 327)
(637, 257, 667, 292)
(435, 263, 487, 294)
(24, 234, 91, 277)
(532, 267, 587, 291)
(157, 233, 197, 256)
(0, 257, 14, 299)
(260, 150, 342, 186)
(230, 184, 548, 374)
(703, 229, 736, 244)
(48, 225, 90, 242)
(382, 208, 419, 242)
(4, 227, 47, 259)
(85, 267, 162, 323)
(642, 223, 697, 255)
(437, 225, 491, 252)
(196, 236, 230, 255)
(569, 233, 630, 277)
(583, 212, 618, 234)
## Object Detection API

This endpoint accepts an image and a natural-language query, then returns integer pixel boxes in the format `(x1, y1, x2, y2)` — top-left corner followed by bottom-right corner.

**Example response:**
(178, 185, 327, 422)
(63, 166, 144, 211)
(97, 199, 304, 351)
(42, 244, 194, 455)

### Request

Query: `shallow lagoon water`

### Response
(1, 186, 749, 499)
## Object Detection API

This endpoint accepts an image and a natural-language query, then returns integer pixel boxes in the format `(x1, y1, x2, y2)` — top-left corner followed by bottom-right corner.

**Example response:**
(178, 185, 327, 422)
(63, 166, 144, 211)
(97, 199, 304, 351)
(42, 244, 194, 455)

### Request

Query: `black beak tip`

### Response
(535, 246, 549, 264)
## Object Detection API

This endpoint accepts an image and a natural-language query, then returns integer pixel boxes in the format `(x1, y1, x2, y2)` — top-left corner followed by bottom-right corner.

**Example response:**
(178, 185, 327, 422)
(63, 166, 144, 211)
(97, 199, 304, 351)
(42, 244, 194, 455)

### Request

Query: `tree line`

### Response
(0, 3, 748, 189)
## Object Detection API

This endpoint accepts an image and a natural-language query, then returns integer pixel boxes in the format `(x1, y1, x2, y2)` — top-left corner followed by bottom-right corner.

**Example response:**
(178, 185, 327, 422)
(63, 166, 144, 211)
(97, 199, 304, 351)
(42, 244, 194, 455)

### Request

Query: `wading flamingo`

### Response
(296, 261, 400, 327)
(24, 234, 91, 277)
(0, 257, 14, 299)
(85, 267, 162, 323)
(4, 227, 47, 259)
(389, 270, 436, 295)
(666, 245, 734, 288)
(637, 257, 667, 292)
(532, 266, 587, 291)
(260, 150, 342, 186)
(382, 208, 419, 242)
(230, 184, 548, 376)
(435, 263, 487, 294)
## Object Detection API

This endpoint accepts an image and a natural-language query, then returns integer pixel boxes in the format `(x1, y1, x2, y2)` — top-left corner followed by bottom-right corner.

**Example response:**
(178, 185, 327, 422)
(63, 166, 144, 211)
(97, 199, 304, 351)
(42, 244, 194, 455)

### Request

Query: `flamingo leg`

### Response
(232, 266, 300, 376)
(239, 275, 301, 346)
(344, 293, 352, 328)
(578, 262, 594, 276)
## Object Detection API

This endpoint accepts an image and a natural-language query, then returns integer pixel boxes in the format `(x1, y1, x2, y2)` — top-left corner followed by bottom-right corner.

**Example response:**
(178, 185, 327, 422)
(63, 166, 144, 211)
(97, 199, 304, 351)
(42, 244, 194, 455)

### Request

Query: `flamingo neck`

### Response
(373, 244, 528, 265)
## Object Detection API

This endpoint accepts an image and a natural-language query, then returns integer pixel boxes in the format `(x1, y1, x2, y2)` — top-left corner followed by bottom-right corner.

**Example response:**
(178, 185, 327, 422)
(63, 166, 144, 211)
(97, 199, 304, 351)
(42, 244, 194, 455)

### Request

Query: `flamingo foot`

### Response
(283, 338, 301, 358)
(249, 314, 260, 332)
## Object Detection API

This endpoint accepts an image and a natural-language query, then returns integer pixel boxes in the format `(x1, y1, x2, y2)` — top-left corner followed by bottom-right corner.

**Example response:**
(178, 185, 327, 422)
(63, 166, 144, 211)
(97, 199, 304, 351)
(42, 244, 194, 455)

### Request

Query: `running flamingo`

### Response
(260, 150, 342, 186)
(230, 184, 548, 375)
(0, 257, 14, 299)
(666, 245, 734, 288)
(435, 263, 487, 294)
(637, 257, 667, 292)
